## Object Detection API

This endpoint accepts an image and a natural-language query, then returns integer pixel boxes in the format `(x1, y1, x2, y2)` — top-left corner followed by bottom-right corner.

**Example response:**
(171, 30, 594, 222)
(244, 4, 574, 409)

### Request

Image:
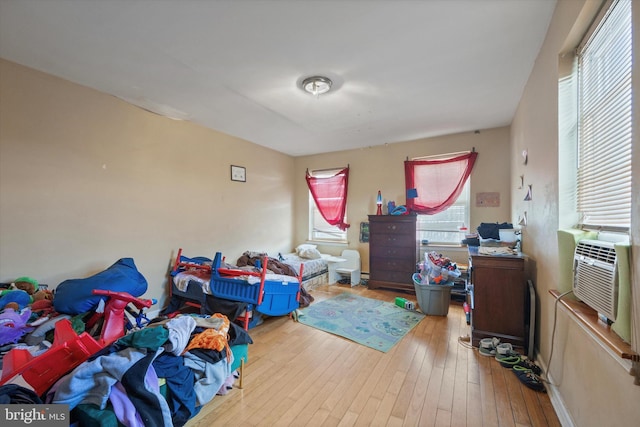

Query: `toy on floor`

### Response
(12, 277, 38, 296)
(0, 308, 33, 346)
(0, 290, 32, 311)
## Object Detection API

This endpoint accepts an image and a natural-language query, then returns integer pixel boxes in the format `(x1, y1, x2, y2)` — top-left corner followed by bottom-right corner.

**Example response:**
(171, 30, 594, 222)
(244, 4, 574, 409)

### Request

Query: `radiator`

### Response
(573, 239, 618, 321)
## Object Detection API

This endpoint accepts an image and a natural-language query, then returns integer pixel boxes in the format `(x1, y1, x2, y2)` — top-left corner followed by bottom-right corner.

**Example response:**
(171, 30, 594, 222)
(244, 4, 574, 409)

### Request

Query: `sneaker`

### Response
(513, 367, 546, 393)
(478, 337, 500, 357)
(515, 358, 542, 376)
(496, 355, 522, 368)
(495, 343, 519, 357)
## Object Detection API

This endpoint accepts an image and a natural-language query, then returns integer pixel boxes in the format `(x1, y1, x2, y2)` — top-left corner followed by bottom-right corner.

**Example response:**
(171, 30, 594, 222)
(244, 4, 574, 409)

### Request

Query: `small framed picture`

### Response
(230, 165, 246, 182)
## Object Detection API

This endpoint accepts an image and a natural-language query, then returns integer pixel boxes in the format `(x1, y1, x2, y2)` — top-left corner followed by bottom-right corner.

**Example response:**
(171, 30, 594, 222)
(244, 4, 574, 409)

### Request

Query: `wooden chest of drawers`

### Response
(368, 215, 418, 292)
(468, 248, 528, 352)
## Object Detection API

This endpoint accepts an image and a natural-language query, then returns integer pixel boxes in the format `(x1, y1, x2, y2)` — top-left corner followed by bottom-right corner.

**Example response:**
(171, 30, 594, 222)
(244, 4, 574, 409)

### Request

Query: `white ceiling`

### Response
(0, 0, 556, 157)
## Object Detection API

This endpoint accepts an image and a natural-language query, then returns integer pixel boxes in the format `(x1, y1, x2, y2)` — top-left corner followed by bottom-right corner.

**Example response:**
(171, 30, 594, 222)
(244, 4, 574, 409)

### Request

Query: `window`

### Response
(558, 0, 637, 364)
(576, 0, 632, 230)
(307, 168, 348, 243)
(405, 151, 476, 246)
(417, 180, 470, 245)
(309, 197, 348, 242)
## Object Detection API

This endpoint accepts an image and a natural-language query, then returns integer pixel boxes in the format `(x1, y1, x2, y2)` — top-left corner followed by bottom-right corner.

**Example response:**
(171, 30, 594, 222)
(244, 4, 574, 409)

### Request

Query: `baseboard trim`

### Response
(535, 349, 575, 427)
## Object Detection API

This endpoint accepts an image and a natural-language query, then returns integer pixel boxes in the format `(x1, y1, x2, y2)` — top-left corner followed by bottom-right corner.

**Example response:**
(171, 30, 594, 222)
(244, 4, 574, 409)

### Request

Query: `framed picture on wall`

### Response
(360, 222, 369, 243)
(231, 165, 246, 182)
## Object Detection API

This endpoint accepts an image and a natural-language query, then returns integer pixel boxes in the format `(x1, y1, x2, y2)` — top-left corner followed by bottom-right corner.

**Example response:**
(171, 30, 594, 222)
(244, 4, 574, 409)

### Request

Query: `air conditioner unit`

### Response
(573, 239, 618, 321)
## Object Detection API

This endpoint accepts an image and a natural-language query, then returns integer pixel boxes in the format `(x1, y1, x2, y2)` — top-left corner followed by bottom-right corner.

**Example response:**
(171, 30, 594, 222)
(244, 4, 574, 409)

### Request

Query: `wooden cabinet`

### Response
(468, 248, 528, 352)
(368, 215, 418, 292)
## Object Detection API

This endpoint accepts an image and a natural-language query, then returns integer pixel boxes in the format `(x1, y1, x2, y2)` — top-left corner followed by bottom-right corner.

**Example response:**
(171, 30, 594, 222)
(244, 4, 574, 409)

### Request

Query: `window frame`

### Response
(416, 179, 470, 246)
(575, 0, 632, 232)
(307, 168, 348, 243)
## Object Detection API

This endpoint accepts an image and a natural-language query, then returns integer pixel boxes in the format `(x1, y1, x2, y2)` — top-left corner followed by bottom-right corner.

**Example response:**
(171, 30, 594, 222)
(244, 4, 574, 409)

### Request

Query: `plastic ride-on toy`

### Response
(0, 290, 155, 396)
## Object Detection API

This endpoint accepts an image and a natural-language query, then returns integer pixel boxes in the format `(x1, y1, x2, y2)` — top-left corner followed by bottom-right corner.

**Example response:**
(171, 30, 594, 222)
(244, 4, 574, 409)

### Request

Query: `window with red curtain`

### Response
(405, 151, 477, 215)
(306, 167, 350, 232)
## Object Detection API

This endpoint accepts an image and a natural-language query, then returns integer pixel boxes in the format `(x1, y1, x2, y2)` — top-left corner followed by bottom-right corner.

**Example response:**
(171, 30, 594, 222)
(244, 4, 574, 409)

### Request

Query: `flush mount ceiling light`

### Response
(301, 76, 332, 97)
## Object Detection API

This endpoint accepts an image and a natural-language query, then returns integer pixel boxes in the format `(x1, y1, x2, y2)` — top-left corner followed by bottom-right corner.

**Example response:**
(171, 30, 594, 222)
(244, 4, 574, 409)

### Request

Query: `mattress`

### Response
(281, 253, 329, 281)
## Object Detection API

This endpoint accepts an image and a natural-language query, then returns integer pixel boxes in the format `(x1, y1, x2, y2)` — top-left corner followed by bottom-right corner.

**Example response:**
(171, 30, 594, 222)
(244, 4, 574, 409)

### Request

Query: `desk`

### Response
(325, 256, 347, 284)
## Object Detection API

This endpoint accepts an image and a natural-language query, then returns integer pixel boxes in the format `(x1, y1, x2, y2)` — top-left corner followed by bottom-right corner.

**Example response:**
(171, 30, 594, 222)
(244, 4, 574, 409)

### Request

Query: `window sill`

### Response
(421, 243, 466, 249)
(306, 240, 348, 247)
(549, 289, 638, 362)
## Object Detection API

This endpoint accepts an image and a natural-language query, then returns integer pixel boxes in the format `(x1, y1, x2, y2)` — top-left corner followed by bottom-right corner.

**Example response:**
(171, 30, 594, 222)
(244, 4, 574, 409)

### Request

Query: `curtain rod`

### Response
(307, 165, 349, 173)
(408, 147, 475, 161)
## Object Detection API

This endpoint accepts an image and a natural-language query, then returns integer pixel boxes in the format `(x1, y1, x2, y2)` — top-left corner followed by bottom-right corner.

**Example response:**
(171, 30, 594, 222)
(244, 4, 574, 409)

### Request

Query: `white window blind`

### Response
(577, 0, 632, 229)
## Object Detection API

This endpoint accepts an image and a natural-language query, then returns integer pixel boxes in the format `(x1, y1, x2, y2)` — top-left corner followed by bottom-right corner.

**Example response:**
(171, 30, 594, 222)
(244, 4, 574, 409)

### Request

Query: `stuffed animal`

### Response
(0, 289, 32, 311)
(33, 289, 53, 302)
(0, 308, 33, 345)
(12, 277, 39, 295)
(30, 298, 54, 316)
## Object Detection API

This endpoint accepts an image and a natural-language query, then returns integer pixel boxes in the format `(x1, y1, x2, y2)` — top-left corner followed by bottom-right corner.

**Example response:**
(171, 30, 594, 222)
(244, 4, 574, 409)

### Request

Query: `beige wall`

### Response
(0, 59, 296, 311)
(511, 0, 640, 425)
(293, 127, 512, 272)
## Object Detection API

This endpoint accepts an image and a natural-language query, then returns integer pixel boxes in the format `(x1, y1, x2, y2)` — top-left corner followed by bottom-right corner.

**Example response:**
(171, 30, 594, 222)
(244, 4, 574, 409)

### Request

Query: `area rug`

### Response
(297, 292, 425, 352)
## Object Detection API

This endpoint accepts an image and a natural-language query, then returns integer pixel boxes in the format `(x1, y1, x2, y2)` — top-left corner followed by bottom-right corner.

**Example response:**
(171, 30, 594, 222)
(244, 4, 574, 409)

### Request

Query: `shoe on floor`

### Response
(496, 355, 522, 368)
(514, 357, 542, 376)
(495, 342, 519, 357)
(479, 337, 500, 357)
(513, 366, 546, 393)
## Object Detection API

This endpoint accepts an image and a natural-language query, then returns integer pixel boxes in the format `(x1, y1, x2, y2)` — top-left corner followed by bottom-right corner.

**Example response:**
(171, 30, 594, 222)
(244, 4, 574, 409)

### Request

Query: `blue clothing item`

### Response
(0, 384, 42, 404)
(51, 346, 148, 410)
(153, 353, 199, 427)
(183, 351, 232, 407)
(121, 351, 173, 427)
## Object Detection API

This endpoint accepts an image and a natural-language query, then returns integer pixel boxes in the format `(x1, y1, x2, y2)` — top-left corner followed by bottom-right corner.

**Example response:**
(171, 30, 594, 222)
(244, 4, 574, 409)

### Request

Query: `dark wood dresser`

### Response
(368, 215, 418, 292)
(468, 247, 529, 352)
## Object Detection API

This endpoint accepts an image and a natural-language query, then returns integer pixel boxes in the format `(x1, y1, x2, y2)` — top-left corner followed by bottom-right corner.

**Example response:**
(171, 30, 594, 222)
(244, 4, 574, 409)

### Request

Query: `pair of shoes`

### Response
(495, 342, 520, 367)
(479, 337, 500, 356)
(513, 366, 546, 392)
(496, 344, 542, 375)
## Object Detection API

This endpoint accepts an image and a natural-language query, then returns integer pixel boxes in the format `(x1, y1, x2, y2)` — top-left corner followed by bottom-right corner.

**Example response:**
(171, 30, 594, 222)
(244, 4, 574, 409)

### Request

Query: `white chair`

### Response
(335, 249, 361, 287)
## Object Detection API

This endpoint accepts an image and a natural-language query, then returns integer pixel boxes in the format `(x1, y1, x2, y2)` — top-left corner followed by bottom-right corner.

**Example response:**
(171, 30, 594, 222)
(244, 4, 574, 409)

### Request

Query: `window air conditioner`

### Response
(573, 239, 618, 321)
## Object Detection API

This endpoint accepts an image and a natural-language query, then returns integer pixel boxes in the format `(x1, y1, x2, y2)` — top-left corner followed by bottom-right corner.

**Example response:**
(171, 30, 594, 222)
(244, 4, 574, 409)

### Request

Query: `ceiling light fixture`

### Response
(301, 76, 332, 97)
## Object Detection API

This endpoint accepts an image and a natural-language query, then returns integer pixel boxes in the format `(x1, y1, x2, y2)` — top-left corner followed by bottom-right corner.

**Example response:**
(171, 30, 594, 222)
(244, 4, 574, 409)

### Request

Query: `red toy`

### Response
(0, 290, 154, 396)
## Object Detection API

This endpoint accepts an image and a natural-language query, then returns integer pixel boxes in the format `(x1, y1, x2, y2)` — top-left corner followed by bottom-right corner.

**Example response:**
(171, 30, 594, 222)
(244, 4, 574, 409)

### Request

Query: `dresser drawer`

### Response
(370, 269, 414, 284)
(369, 221, 415, 236)
(370, 245, 416, 259)
(370, 256, 416, 273)
(369, 233, 415, 248)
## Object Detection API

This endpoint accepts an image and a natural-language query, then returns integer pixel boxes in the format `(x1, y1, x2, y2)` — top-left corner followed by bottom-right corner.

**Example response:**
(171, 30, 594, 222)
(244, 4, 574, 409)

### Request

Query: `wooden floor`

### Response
(186, 284, 560, 427)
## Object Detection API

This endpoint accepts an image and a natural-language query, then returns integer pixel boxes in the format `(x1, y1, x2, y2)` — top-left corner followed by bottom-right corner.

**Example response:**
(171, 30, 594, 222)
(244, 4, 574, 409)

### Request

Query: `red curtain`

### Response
(306, 167, 350, 231)
(405, 152, 477, 215)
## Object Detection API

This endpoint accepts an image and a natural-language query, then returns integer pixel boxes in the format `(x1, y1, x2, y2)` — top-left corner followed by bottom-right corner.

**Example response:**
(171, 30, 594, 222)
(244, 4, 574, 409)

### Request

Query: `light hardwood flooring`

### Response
(186, 284, 560, 427)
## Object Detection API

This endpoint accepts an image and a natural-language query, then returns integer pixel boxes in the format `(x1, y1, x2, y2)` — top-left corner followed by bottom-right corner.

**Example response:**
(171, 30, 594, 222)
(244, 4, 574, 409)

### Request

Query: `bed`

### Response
(165, 249, 303, 329)
(280, 253, 329, 291)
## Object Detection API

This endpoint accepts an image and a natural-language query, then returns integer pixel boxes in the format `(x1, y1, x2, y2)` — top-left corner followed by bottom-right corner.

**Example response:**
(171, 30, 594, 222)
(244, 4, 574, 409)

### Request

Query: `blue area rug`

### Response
(298, 292, 425, 352)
